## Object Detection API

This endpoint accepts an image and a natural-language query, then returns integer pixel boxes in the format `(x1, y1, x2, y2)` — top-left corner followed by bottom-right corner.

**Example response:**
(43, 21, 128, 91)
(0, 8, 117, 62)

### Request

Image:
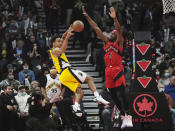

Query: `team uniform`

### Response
(104, 41, 125, 88)
(50, 50, 87, 93)
(45, 74, 62, 103)
(104, 40, 133, 128)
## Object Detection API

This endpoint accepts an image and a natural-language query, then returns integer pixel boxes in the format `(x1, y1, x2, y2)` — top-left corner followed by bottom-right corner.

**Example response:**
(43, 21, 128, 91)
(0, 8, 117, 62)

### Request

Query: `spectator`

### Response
(158, 69, 170, 92)
(168, 58, 175, 75)
(159, 52, 171, 74)
(15, 85, 30, 131)
(0, 70, 20, 92)
(18, 61, 35, 87)
(0, 41, 12, 76)
(26, 92, 56, 131)
(0, 85, 19, 131)
(40, 68, 74, 130)
(165, 93, 175, 126)
(27, 42, 42, 80)
(170, 37, 175, 58)
(12, 39, 28, 64)
(99, 88, 116, 131)
(164, 73, 175, 108)
(29, 80, 40, 94)
(24, 35, 37, 53)
(154, 69, 161, 83)
(0, 42, 12, 79)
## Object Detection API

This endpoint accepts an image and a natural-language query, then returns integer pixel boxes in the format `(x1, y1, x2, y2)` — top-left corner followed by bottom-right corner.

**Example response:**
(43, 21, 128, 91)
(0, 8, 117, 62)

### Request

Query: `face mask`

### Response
(24, 66, 29, 70)
(19, 92, 26, 96)
(156, 72, 160, 75)
(164, 72, 170, 78)
(152, 65, 156, 69)
(156, 48, 160, 52)
(8, 75, 14, 80)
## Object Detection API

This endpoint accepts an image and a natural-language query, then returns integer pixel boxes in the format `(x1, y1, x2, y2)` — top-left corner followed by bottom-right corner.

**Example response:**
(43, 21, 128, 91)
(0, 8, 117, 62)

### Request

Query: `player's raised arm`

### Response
(109, 7, 124, 48)
(82, 6, 108, 43)
(60, 29, 73, 53)
(52, 28, 73, 57)
(61, 24, 72, 40)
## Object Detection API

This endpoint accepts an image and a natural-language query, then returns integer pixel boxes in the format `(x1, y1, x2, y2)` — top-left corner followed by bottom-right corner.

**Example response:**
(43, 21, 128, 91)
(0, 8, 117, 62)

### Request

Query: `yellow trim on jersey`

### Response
(60, 68, 81, 92)
(46, 82, 61, 92)
(50, 50, 70, 73)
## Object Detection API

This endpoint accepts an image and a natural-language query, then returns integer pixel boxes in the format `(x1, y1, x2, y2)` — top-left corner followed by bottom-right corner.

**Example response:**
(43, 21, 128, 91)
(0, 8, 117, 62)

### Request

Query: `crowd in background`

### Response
(0, 0, 175, 131)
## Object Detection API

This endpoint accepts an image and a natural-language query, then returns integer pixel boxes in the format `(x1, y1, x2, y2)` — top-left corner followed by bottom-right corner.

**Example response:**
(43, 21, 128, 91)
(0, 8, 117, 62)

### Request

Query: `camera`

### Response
(27, 92, 44, 105)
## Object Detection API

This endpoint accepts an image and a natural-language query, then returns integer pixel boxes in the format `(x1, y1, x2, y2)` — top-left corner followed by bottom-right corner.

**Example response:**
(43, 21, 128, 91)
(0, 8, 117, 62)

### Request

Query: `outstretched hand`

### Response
(82, 6, 88, 16)
(68, 24, 73, 31)
(66, 29, 74, 39)
(109, 7, 116, 19)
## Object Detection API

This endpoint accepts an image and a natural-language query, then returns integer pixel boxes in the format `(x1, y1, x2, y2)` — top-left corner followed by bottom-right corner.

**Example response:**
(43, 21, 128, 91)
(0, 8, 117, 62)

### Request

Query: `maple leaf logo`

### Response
(133, 94, 157, 117)
(137, 97, 153, 117)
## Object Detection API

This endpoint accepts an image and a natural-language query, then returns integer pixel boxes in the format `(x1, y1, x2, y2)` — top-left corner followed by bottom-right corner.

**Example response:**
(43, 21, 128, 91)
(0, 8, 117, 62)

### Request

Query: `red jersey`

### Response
(104, 41, 123, 67)
(104, 41, 125, 88)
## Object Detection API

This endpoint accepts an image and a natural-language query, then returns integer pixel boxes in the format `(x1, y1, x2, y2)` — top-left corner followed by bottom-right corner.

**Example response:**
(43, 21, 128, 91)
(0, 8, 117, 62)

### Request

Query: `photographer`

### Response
(26, 91, 56, 131)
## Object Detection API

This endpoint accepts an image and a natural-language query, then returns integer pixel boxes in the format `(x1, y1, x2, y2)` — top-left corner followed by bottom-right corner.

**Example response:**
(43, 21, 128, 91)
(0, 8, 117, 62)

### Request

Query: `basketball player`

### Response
(41, 68, 64, 104)
(50, 26, 109, 117)
(82, 6, 133, 128)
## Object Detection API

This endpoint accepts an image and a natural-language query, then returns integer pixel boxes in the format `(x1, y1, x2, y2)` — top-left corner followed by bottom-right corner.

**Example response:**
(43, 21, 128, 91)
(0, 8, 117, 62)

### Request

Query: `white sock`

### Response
(94, 91, 100, 97)
(75, 101, 80, 108)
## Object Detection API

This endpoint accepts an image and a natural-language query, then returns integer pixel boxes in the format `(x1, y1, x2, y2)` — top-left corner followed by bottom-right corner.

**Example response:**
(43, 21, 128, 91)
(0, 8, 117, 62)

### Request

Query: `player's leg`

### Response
(84, 75, 109, 105)
(72, 85, 84, 117)
(109, 85, 133, 129)
(59, 68, 84, 117)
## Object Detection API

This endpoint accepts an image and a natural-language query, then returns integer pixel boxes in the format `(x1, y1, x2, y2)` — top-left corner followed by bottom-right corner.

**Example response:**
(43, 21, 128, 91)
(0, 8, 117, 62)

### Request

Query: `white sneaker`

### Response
(93, 96, 110, 105)
(121, 115, 127, 129)
(72, 105, 83, 117)
(126, 115, 133, 128)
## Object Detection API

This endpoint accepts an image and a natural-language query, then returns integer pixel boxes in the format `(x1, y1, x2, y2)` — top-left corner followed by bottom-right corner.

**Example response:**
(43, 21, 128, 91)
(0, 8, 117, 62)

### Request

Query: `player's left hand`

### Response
(109, 7, 116, 19)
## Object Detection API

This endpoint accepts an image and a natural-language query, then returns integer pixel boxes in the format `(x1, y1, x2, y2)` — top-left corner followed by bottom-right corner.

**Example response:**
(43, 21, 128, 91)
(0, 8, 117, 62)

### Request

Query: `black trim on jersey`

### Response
(59, 57, 69, 63)
(68, 67, 82, 84)
(58, 57, 70, 71)
(58, 57, 63, 71)
(104, 45, 122, 57)
(113, 70, 124, 82)
(104, 46, 110, 53)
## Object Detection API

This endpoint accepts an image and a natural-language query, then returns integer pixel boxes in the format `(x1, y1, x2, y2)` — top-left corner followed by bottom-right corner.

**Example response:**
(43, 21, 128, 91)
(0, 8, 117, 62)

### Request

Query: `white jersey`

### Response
(46, 74, 61, 103)
(61, 60, 71, 69)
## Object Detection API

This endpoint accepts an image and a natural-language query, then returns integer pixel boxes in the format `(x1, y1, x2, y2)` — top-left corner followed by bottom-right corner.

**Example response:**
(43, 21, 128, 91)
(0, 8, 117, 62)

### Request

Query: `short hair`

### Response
(4, 85, 12, 90)
(50, 35, 59, 47)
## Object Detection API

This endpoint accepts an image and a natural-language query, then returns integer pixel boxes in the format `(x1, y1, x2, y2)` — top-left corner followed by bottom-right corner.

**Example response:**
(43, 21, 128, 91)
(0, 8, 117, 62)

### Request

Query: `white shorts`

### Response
(71, 69, 87, 83)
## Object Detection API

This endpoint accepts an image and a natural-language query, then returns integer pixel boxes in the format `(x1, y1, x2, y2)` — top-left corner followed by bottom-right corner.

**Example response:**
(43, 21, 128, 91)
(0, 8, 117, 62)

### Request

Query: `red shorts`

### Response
(105, 65, 125, 88)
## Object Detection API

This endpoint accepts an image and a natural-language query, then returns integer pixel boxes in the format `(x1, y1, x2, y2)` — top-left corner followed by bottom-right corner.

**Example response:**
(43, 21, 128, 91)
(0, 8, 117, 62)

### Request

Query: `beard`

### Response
(109, 37, 117, 42)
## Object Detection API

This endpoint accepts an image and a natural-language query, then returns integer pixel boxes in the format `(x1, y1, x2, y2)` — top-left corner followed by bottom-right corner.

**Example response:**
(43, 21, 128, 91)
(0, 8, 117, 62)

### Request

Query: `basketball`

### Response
(72, 20, 84, 32)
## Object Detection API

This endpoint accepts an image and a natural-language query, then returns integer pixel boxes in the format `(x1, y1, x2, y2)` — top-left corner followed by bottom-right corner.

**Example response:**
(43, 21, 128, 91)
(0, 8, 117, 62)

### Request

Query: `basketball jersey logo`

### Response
(78, 72, 83, 76)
